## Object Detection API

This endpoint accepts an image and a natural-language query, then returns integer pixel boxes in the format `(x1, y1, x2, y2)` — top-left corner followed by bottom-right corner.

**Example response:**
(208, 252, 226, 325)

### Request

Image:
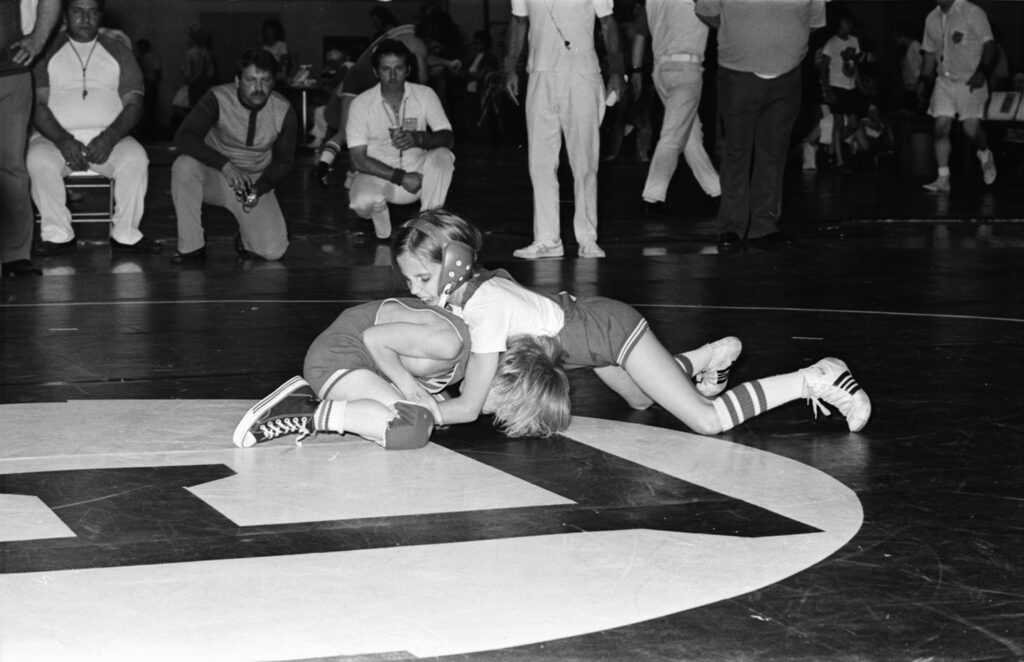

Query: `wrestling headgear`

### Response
(406, 218, 475, 307)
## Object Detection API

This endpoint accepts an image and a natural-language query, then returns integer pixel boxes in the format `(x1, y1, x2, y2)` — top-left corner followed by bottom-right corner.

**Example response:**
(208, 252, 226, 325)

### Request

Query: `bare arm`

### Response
(349, 143, 423, 194)
(10, 0, 61, 66)
(599, 14, 625, 101)
(437, 352, 500, 425)
(503, 14, 529, 102)
(968, 40, 995, 91)
(84, 93, 143, 164)
(33, 87, 90, 171)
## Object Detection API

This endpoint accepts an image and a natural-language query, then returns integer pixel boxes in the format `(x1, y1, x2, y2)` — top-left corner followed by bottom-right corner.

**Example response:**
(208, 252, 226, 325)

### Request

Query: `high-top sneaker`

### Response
(801, 358, 871, 432)
(233, 376, 319, 447)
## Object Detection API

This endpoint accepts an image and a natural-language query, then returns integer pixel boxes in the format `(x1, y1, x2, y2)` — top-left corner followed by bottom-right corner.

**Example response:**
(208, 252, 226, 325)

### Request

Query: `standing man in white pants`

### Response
(346, 39, 454, 241)
(635, 0, 720, 215)
(504, 0, 625, 260)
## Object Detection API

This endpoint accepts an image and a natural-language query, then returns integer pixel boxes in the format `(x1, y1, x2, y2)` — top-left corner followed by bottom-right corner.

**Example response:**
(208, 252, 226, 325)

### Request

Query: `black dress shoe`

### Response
(32, 239, 77, 257)
(170, 247, 207, 264)
(2, 259, 43, 276)
(716, 232, 742, 251)
(110, 238, 164, 254)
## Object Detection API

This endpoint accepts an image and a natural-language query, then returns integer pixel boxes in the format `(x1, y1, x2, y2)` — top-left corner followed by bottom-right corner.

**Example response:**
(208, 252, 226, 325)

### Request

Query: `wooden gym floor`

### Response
(1, 138, 1022, 661)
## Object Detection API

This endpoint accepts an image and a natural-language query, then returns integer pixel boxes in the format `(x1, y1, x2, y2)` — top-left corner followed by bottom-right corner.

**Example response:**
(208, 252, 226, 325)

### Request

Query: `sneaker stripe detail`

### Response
(834, 371, 862, 395)
(675, 354, 694, 377)
(617, 319, 650, 366)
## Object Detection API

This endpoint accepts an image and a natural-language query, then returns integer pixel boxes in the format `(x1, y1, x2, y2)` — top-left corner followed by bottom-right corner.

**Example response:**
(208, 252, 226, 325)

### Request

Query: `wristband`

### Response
(319, 140, 340, 165)
(390, 169, 406, 185)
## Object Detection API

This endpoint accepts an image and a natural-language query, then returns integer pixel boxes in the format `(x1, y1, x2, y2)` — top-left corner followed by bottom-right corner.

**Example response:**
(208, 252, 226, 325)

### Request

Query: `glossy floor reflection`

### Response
(1, 143, 1022, 661)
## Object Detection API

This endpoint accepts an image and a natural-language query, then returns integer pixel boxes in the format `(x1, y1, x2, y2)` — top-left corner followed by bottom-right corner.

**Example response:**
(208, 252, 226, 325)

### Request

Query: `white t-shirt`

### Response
(822, 34, 860, 90)
(346, 81, 452, 169)
(457, 278, 565, 354)
(510, 0, 613, 74)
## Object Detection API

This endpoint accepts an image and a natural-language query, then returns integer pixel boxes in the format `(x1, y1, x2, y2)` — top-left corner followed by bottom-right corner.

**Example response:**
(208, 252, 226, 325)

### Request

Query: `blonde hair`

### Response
(490, 335, 571, 438)
(392, 209, 483, 270)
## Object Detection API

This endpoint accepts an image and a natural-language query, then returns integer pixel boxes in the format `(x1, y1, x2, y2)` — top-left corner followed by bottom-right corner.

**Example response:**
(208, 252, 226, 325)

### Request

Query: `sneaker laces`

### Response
(256, 415, 313, 443)
(804, 371, 859, 421)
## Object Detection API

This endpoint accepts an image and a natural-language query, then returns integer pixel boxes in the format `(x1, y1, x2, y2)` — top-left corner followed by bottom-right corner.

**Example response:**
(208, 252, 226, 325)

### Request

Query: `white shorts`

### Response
(929, 76, 988, 120)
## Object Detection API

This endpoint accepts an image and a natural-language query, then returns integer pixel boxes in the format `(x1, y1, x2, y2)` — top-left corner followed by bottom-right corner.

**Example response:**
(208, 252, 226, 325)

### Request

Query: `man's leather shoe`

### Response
(2, 259, 43, 276)
(32, 239, 77, 257)
(170, 247, 207, 264)
(110, 238, 163, 254)
(716, 232, 742, 251)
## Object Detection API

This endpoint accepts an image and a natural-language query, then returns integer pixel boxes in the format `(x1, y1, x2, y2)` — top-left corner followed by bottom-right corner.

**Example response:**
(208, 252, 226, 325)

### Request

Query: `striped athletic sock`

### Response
(712, 372, 803, 431)
(313, 400, 347, 434)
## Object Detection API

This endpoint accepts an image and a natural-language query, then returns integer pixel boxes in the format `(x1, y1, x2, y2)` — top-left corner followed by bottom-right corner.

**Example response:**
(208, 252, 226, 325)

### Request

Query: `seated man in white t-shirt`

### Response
(27, 0, 159, 256)
(346, 39, 455, 240)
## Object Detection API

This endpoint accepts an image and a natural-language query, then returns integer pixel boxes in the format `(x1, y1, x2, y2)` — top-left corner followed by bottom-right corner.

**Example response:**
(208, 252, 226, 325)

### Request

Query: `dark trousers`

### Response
(716, 66, 802, 238)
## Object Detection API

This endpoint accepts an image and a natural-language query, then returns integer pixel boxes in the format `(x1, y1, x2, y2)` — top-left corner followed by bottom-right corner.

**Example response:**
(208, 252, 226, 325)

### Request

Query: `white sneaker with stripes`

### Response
(801, 358, 871, 432)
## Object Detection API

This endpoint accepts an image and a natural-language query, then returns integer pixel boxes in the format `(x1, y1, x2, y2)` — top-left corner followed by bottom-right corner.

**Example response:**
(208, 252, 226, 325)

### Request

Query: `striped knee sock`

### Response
(712, 372, 804, 431)
(313, 400, 347, 434)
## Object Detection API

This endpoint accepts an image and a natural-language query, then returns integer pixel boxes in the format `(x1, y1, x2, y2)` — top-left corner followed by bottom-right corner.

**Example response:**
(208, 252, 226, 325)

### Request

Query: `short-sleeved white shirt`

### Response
(456, 278, 565, 355)
(922, 0, 993, 82)
(346, 81, 452, 168)
(510, 0, 613, 74)
(822, 34, 861, 90)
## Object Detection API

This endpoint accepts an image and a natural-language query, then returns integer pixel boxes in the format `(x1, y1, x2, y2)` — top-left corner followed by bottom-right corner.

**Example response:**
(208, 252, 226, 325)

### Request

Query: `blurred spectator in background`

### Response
(171, 23, 215, 129)
(136, 38, 162, 139)
(261, 18, 297, 83)
(818, 9, 862, 172)
(894, 22, 925, 113)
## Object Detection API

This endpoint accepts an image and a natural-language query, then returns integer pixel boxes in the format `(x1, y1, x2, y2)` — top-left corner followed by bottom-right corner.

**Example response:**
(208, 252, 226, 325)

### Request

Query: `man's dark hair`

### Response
(371, 39, 412, 70)
(66, 0, 105, 13)
(236, 49, 280, 79)
(262, 17, 285, 43)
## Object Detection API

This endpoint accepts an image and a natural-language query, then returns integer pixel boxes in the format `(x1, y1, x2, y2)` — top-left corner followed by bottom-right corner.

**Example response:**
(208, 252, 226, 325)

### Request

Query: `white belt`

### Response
(658, 53, 703, 64)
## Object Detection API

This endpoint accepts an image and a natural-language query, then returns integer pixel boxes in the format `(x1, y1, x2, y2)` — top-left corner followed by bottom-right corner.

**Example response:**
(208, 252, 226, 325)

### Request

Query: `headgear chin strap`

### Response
(406, 218, 475, 308)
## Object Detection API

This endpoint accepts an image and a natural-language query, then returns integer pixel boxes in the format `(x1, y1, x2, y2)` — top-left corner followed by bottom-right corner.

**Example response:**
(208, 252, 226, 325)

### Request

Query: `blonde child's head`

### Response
(393, 209, 483, 271)
(486, 335, 571, 438)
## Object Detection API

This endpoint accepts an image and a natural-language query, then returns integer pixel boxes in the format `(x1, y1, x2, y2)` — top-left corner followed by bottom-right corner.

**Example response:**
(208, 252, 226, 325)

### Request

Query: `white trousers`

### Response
(525, 72, 604, 245)
(26, 134, 149, 244)
(642, 61, 720, 202)
(348, 147, 455, 225)
(171, 155, 289, 260)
